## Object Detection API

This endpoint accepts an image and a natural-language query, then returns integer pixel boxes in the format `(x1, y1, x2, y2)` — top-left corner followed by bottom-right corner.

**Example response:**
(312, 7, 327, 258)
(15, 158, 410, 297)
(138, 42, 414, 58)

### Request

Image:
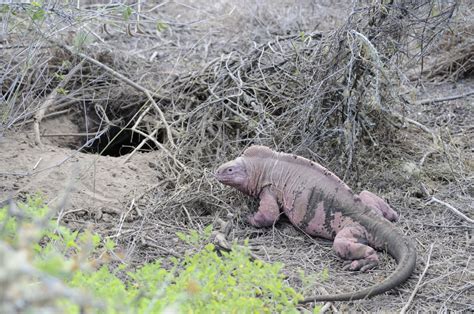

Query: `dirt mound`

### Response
(0, 125, 161, 222)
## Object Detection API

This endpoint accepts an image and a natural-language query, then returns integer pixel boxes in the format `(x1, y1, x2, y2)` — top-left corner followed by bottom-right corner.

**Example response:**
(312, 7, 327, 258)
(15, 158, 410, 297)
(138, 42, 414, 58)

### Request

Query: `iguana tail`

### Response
(300, 208, 417, 303)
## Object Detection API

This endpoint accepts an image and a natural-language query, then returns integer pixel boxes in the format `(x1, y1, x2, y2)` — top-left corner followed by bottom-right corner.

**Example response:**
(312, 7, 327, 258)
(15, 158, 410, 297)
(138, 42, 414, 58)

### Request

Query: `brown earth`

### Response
(0, 117, 163, 223)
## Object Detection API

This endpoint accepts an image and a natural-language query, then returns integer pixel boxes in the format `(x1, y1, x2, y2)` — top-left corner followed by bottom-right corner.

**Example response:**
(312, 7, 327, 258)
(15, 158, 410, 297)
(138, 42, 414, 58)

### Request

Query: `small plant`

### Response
(122, 5, 133, 21)
(0, 196, 115, 278)
(1, 198, 312, 313)
(176, 224, 213, 245)
(156, 21, 168, 32)
(72, 31, 95, 49)
(28, 1, 47, 22)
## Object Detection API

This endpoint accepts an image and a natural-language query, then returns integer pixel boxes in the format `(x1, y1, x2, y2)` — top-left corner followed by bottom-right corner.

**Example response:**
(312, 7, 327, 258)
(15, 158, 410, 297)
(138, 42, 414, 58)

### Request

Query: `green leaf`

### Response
(203, 224, 213, 237)
(176, 231, 187, 242)
(156, 21, 168, 32)
(54, 73, 65, 80)
(56, 88, 68, 95)
(300, 31, 306, 41)
(104, 238, 116, 251)
(320, 268, 329, 281)
(122, 6, 133, 21)
(91, 234, 101, 248)
(31, 8, 46, 21)
(204, 243, 215, 251)
(72, 31, 95, 49)
(189, 229, 199, 243)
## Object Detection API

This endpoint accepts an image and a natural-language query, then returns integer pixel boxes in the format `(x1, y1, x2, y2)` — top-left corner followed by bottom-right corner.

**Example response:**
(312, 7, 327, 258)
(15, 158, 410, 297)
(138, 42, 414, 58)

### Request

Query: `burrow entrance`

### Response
(82, 125, 163, 157)
(41, 103, 164, 157)
(81, 104, 166, 157)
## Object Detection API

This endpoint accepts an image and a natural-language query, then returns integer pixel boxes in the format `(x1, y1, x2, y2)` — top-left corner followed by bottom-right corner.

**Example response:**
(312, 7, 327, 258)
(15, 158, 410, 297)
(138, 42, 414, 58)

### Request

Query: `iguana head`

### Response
(215, 157, 249, 192)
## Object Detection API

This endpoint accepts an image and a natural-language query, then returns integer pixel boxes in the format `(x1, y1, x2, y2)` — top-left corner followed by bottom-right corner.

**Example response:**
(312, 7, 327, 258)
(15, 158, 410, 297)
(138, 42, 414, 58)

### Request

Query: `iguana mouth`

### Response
(216, 176, 241, 188)
(214, 172, 226, 182)
(214, 171, 231, 183)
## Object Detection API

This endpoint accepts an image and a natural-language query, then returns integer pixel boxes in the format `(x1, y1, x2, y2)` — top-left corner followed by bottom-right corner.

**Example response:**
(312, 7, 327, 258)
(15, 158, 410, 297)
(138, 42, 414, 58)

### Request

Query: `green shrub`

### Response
(1, 198, 313, 313)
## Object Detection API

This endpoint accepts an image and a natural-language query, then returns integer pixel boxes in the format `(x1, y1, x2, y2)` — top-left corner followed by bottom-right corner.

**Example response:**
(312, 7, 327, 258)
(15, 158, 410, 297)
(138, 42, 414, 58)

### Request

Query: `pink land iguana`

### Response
(215, 145, 416, 302)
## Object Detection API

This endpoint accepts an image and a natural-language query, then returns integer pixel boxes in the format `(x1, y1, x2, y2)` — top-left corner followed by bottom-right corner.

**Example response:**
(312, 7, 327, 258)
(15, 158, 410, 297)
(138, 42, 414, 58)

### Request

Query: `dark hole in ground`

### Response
(73, 103, 165, 157)
(83, 126, 163, 157)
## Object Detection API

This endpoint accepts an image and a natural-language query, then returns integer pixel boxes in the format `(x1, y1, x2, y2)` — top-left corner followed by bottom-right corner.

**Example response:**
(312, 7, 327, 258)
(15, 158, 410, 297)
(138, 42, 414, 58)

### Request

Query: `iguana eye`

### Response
(227, 168, 233, 173)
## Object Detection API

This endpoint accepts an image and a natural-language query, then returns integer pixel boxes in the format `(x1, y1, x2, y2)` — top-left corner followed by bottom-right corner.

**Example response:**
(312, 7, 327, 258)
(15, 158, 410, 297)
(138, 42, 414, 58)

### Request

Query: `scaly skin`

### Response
(215, 145, 416, 302)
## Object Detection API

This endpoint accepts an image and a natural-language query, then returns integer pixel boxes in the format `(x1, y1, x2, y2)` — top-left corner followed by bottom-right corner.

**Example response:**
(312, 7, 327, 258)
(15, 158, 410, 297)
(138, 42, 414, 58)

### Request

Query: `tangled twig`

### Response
(33, 61, 84, 148)
(52, 41, 176, 148)
(400, 243, 435, 314)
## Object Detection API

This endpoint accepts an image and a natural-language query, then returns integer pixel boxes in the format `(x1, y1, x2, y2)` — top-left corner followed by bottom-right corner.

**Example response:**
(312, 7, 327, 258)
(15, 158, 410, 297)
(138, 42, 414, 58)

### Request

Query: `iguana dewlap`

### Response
(215, 145, 416, 302)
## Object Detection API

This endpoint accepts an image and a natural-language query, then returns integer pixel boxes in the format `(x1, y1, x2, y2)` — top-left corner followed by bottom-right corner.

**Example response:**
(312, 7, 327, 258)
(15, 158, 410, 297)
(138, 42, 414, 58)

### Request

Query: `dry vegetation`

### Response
(1, 0, 473, 312)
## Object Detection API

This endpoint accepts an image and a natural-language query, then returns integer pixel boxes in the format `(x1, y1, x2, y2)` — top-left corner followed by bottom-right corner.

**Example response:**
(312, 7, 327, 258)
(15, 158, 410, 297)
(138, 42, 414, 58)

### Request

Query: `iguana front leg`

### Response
(248, 187, 280, 227)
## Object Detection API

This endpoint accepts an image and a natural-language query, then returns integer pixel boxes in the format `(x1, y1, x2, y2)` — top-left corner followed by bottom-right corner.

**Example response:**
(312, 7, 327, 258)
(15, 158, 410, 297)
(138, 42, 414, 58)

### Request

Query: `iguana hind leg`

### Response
(333, 225, 379, 272)
(358, 190, 398, 222)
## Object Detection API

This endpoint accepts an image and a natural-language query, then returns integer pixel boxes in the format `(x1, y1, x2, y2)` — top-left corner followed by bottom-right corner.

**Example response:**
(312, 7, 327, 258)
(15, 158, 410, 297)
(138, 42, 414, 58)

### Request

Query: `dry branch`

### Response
(414, 90, 474, 105)
(426, 197, 474, 224)
(130, 128, 184, 169)
(122, 129, 158, 163)
(400, 243, 435, 314)
(33, 61, 84, 148)
(52, 41, 176, 147)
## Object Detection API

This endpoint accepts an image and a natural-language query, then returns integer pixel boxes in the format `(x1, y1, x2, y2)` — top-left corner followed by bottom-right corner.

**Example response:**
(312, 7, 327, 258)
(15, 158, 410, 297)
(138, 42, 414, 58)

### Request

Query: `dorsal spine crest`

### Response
(244, 145, 332, 175)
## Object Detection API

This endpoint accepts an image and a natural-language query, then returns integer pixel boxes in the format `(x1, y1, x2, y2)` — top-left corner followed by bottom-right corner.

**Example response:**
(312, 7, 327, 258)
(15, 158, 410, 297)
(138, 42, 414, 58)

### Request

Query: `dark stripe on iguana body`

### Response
(299, 187, 321, 231)
(215, 145, 416, 302)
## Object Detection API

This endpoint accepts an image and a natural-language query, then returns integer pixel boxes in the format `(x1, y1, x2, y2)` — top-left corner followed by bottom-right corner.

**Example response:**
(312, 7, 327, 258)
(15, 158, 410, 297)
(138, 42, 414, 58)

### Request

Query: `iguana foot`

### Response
(358, 190, 398, 222)
(342, 255, 379, 272)
(247, 213, 269, 227)
(333, 225, 380, 272)
(247, 212, 276, 228)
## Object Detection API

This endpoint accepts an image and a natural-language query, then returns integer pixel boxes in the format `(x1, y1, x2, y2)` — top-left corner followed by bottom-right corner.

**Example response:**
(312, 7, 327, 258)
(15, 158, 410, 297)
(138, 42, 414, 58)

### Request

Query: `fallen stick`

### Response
(33, 61, 84, 148)
(129, 128, 184, 169)
(122, 129, 158, 163)
(21, 109, 70, 126)
(420, 184, 474, 224)
(317, 287, 338, 313)
(426, 197, 474, 224)
(319, 302, 332, 314)
(404, 116, 439, 146)
(414, 90, 474, 105)
(400, 243, 434, 314)
(40, 132, 98, 137)
(390, 111, 439, 146)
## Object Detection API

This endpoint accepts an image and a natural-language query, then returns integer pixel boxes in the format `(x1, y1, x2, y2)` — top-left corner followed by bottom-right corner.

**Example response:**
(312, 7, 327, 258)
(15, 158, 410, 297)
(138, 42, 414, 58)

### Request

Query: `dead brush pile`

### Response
(1, 1, 459, 167)
(412, 0, 473, 81)
(134, 0, 459, 222)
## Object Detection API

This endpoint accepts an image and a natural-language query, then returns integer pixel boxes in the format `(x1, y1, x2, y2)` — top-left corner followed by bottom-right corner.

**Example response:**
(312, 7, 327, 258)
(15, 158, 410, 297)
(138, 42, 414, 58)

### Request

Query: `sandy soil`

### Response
(0, 116, 162, 222)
